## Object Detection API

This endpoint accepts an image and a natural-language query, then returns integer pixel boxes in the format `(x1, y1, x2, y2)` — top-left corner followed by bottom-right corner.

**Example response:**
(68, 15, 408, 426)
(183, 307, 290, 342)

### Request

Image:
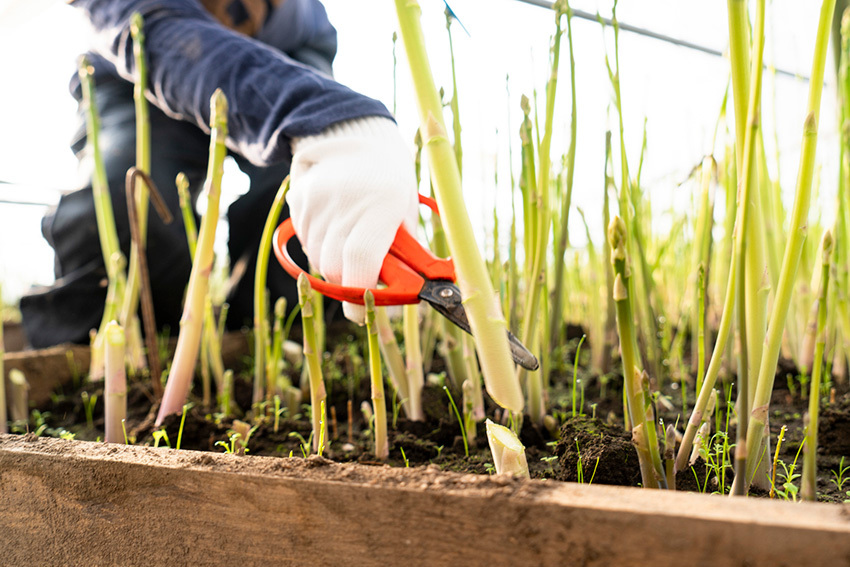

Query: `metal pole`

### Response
(511, 0, 808, 81)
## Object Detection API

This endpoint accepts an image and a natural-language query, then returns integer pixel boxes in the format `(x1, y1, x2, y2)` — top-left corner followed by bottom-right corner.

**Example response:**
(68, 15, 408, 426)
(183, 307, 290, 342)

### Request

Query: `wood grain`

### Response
(1, 435, 848, 566)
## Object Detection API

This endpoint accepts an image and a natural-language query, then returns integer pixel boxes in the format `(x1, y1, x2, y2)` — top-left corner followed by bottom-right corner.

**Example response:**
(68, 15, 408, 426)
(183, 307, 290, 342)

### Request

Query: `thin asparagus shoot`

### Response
(297, 274, 328, 455)
(394, 0, 524, 414)
(253, 178, 291, 405)
(156, 89, 228, 425)
(744, 0, 836, 488)
(364, 290, 388, 460)
(375, 306, 413, 418)
(176, 172, 198, 259)
(0, 285, 6, 434)
(120, 12, 153, 342)
(7, 369, 29, 424)
(609, 216, 665, 488)
(78, 55, 129, 380)
(802, 230, 834, 501)
(104, 320, 127, 444)
(403, 304, 426, 422)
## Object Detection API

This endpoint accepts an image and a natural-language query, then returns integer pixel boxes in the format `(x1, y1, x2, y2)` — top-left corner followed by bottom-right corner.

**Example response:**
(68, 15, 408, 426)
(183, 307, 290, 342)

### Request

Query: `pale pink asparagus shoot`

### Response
(104, 320, 127, 444)
(156, 89, 227, 425)
(0, 288, 6, 434)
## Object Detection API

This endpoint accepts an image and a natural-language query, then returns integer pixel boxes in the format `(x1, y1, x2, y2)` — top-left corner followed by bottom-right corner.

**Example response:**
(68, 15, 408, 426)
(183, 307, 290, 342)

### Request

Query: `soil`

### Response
(8, 326, 850, 504)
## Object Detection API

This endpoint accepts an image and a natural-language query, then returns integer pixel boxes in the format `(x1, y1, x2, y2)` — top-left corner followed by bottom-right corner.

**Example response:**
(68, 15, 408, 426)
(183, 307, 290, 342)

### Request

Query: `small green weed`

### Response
(830, 456, 849, 491)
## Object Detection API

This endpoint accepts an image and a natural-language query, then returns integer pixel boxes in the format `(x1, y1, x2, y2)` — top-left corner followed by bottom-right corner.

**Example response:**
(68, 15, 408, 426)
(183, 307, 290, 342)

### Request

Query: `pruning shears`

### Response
(272, 195, 539, 371)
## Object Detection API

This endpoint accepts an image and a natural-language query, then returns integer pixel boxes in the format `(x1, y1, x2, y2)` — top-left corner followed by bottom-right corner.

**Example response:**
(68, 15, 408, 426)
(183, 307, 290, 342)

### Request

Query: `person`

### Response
(20, 0, 419, 348)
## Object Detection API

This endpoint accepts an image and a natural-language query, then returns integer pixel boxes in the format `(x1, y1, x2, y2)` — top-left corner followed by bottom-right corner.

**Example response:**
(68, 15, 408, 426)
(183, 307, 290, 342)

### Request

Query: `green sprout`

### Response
(176, 402, 194, 451)
(152, 428, 171, 449)
(571, 335, 586, 418)
(831, 457, 850, 491)
(80, 390, 97, 431)
(443, 385, 468, 458)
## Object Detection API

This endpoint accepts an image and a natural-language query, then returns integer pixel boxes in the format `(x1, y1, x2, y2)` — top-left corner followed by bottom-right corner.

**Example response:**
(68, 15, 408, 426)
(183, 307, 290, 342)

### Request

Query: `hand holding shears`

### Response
(272, 195, 539, 371)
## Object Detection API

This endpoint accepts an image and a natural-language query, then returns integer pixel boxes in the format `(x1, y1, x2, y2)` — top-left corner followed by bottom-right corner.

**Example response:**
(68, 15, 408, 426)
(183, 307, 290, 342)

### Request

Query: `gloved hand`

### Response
(288, 116, 420, 323)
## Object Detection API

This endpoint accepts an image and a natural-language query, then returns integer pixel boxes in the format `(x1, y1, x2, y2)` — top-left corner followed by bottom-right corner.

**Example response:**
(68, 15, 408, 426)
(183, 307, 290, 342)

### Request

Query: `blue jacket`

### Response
(69, 0, 393, 166)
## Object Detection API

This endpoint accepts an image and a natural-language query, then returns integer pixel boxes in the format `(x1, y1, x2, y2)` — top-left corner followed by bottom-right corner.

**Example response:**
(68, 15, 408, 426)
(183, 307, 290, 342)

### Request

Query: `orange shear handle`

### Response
(272, 195, 455, 306)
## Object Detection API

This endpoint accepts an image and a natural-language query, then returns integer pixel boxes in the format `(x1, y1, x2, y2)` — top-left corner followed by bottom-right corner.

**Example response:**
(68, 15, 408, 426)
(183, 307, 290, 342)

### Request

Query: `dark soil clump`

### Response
(553, 415, 641, 486)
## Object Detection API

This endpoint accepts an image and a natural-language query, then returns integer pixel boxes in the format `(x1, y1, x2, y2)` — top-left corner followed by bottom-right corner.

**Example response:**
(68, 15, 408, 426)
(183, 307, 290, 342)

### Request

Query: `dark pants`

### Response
(20, 74, 311, 348)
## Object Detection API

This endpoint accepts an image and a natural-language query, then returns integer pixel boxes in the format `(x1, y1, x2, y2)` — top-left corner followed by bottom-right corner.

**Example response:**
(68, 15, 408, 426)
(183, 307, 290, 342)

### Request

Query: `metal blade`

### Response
(419, 280, 539, 371)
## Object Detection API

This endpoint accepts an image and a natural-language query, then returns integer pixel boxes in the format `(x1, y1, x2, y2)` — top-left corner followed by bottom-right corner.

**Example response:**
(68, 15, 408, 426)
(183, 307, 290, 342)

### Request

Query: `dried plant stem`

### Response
(156, 90, 227, 425)
(125, 167, 172, 397)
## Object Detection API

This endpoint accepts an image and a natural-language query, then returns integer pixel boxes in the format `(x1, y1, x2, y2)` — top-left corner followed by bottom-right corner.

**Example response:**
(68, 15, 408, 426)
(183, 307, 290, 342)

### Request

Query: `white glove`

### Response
(288, 116, 420, 323)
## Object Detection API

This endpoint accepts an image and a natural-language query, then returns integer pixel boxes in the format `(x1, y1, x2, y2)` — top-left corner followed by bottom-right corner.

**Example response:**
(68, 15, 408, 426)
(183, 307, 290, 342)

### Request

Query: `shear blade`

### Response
(419, 280, 539, 371)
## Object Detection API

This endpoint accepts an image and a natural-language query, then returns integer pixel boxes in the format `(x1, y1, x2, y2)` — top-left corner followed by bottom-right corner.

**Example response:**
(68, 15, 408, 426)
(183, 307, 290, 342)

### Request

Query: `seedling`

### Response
(80, 390, 97, 431)
(215, 432, 241, 455)
(774, 448, 804, 503)
(152, 428, 171, 449)
(571, 335, 586, 418)
(273, 395, 283, 434)
(444, 386, 468, 457)
(769, 425, 788, 499)
(176, 402, 194, 451)
(288, 431, 313, 459)
(574, 440, 600, 485)
(831, 457, 850, 491)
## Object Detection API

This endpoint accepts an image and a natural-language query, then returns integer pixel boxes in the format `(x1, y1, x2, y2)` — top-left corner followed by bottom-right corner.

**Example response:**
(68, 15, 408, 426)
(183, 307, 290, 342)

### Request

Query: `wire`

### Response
(511, 0, 809, 82)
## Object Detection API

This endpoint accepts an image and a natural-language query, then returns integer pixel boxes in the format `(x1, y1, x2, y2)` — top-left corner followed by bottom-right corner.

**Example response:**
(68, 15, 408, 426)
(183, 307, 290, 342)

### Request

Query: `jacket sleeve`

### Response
(69, 0, 393, 166)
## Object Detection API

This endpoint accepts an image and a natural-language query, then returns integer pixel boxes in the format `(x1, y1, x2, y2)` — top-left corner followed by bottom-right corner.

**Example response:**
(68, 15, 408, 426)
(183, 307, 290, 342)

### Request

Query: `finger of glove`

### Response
(339, 212, 400, 324)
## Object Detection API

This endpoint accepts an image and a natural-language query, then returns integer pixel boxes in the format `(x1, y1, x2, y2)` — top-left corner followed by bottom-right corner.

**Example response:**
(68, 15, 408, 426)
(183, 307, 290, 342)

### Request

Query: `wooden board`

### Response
(2, 332, 250, 407)
(1, 434, 848, 566)
(4, 344, 89, 407)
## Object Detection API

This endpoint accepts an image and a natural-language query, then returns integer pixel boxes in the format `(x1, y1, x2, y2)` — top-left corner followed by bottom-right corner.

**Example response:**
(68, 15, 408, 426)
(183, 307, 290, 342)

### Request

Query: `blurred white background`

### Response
(0, 0, 838, 305)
